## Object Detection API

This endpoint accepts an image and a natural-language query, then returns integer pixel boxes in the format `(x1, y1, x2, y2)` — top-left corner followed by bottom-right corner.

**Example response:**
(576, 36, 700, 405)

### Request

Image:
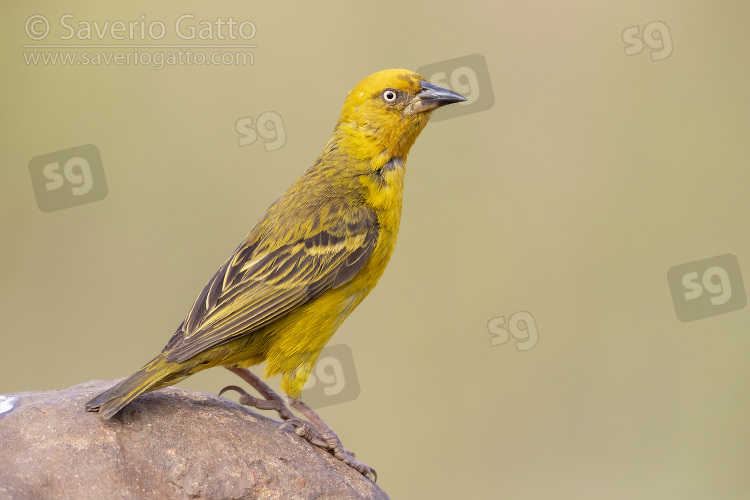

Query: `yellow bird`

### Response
(86, 68, 466, 478)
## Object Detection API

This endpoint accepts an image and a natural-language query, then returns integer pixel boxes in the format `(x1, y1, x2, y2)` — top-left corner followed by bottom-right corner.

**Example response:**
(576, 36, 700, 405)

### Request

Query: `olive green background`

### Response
(2, 2, 749, 499)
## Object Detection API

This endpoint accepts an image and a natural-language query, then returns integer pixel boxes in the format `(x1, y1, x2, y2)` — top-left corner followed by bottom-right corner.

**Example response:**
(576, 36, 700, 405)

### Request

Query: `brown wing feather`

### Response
(164, 205, 378, 363)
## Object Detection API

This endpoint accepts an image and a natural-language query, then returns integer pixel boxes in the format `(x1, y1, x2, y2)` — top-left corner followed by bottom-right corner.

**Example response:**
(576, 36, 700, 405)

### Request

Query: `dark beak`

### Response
(407, 81, 467, 114)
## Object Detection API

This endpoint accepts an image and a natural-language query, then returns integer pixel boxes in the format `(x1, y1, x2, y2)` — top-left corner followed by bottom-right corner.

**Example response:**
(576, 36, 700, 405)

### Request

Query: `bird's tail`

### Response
(85, 352, 188, 419)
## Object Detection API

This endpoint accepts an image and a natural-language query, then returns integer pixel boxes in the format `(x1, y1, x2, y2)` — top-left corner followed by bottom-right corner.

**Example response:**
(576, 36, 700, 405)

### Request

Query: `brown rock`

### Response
(0, 380, 388, 500)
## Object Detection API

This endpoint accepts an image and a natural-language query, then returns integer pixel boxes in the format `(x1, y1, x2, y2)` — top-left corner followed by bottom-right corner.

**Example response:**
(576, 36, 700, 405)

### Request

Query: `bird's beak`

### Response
(407, 81, 467, 114)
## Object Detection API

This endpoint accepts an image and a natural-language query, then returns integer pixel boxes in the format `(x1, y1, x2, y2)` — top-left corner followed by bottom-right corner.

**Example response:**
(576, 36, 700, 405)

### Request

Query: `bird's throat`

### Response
(360, 155, 405, 216)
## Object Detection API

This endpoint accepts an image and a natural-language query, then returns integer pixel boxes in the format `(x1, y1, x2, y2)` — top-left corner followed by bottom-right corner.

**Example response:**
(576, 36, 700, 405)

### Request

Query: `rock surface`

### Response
(0, 380, 388, 500)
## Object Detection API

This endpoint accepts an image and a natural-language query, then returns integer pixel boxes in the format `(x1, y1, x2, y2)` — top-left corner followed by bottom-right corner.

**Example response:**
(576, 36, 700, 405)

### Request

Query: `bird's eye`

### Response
(382, 89, 398, 103)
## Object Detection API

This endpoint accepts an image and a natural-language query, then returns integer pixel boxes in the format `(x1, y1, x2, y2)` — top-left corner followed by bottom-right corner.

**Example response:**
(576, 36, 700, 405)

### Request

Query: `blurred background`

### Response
(2, 1, 749, 498)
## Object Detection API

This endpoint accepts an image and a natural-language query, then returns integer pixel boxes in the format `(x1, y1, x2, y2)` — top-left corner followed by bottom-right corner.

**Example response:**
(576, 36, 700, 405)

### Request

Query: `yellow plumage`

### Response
(86, 69, 465, 425)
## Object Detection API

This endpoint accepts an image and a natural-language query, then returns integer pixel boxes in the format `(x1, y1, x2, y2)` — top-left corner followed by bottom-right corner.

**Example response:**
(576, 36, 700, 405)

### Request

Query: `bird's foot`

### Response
(286, 397, 377, 481)
(220, 367, 376, 481)
(219, 384, 291, 414)
(219, 367, 295, 421)
(279, 417, 327, 447)
(324, 435, 377, 481)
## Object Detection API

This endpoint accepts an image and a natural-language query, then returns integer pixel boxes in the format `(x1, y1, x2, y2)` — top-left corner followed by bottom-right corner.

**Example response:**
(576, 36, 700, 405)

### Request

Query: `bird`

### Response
(86, 68, 466, 479)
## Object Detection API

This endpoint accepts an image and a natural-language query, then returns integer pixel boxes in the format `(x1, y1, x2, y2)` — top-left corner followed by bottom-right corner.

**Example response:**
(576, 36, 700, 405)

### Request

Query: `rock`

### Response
(0, 380, 388, 500)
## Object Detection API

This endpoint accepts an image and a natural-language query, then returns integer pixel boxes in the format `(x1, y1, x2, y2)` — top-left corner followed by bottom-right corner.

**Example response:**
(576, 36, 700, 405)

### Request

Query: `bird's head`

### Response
(336, 69, 466, 161)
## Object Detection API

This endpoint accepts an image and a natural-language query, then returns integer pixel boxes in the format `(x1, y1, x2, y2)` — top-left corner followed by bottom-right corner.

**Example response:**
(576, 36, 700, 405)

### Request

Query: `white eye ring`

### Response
(382, 90, 398, 102)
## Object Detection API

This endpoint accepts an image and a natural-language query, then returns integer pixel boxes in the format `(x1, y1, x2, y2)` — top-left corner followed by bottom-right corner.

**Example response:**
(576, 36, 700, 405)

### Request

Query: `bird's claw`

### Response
(279, 420, 375, 481)
(219, 384, 261, 407)
(323, 435, 375, 480)
(223, 367, 296, 421)
(338, 451, 377, 482)
(218, 385, 246, 398)
(279, 418, 328, 448)
(220, 384, 293, 416)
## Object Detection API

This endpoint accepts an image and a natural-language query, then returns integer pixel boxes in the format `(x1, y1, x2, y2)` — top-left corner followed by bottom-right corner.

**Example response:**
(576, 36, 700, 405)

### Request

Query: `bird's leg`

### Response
(220, 367, 375, 480)
(283, 395, 377, 481)
(220, 366, 295, 421)
(222, 367, 325, 443)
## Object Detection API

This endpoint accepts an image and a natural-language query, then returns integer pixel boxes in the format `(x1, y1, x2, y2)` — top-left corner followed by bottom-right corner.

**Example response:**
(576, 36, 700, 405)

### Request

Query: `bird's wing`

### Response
(164, 204, 378, 363)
